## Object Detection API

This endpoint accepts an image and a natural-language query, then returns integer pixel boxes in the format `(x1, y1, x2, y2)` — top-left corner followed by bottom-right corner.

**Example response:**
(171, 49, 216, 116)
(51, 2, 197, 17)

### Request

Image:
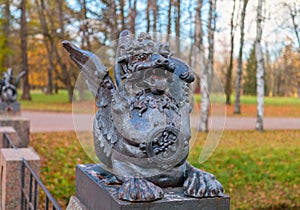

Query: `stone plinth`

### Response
(71, 164, 230, 210)
(0, 148, 40, 210)
(0, 126, 17, 148)
(0, 102, 21, 115)
(67, 196, 87, 210)
(0, 117, 30, 147)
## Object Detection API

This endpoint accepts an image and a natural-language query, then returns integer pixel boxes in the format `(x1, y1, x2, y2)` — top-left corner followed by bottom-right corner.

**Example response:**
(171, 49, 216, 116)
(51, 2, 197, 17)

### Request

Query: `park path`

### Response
(21, 111, 300, 133)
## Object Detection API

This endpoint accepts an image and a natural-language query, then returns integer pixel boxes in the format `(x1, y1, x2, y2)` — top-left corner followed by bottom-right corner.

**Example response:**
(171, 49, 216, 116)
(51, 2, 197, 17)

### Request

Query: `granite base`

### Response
(73, 164, 230, 210)
(0, 102, 21, 115)
(0, 117, 30, 147)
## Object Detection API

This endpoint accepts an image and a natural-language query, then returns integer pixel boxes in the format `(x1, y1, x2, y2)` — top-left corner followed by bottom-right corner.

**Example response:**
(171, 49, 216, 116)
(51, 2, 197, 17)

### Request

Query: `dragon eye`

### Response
(138, 53, 147, 61)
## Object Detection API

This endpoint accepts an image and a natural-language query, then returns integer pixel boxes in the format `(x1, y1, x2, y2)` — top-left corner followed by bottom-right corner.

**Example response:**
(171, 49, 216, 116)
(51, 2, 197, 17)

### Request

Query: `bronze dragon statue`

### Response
(62, 30, 224, 202)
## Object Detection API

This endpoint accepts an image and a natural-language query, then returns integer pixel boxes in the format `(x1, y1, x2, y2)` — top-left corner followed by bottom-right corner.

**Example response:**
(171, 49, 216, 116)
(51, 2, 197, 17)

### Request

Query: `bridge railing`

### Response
(2, 131, 62, 210)
(2, 131, 17, 149)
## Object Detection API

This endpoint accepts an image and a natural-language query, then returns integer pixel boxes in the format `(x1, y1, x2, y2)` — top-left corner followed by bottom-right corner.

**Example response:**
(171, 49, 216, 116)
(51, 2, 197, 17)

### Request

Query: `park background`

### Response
(1, 0, 300, 209)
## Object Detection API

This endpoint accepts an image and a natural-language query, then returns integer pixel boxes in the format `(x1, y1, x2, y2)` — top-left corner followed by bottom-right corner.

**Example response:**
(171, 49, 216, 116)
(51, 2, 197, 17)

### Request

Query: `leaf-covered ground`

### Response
(30, 130, 300, 209)
(189, 130, 300, 210)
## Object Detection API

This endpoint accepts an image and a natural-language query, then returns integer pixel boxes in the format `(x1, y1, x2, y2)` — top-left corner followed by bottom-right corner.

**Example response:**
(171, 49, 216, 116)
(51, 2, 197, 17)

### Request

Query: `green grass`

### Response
(18, 89, 72, 112)
(189, 130, 300, 209)
(194, 94, 300, 106)
(239, 95, 300, 106)
(16, 89, 300, 113)
(30, 130, 300, 209)
(18, 89, 95, 112)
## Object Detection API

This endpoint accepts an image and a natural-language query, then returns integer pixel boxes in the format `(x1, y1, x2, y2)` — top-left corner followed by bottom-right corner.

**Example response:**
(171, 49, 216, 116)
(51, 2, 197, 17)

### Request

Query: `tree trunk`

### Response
(153, 0, 158, 32)
(265, 43, 271, 96)
(234, 0, 248, 114)
(57, 0, 74, 102)
(175, 0, 181, 55)
(113, 1, 118, 38)
(129, 0, 137, 33)
(20, 0, 31, 100)
(195, 0, 203, 59)
(255, 0, 264, 131)
(120, 0, 126, 31)
(225, 0, 236, 105)
(175, 0, 181, 37)
(3, 0, 10, 70)
(105, 0, 118, 40)
(196, 0, 216, 132)
(207, 0, 216, 90)
(167, 0, 172, 34)
(81, 0, 91, 50)
(35, 0, 54, 95)
(188, 0, 194, 66)
(285, 3, 300, 52)
(146, 0, 151, 32)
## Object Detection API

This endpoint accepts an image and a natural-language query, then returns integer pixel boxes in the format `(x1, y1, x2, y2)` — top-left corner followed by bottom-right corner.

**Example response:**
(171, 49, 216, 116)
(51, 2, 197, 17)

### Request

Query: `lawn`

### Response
(194, 94, 300, 106)
(18, 90, 300, 117)
(30, 130, 300, 210)
(18, 89, 72, 112)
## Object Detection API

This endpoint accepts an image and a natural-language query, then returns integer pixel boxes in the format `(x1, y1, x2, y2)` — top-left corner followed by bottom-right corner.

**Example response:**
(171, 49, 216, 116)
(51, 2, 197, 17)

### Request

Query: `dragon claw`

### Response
(118, 177, 164, 202)
(184, 165, 224, 198)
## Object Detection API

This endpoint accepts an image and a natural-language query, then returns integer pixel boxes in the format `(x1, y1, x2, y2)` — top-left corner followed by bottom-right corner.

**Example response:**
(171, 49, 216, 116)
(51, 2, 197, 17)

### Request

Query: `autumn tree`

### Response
(168, 0, 172, 34)
(0, 0, 11, 72)
(225, 0, 237, 105)
(283, 2, 300, 52)
(79, 0, 91, 50)
(244, 45, 269, 96)
(272, 44, 300, 97)
(20, 0, 31, 100)
(234, 0, 249, 114)
(34, 0, 55, 94)
(175, 0, 181, 38)
(243, 46, 256, 95)
(128, 0, 138, 33)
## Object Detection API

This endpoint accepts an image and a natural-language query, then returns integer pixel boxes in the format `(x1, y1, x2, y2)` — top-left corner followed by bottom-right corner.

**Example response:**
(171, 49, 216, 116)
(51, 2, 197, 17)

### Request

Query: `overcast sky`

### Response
(215, 0, 299, 59)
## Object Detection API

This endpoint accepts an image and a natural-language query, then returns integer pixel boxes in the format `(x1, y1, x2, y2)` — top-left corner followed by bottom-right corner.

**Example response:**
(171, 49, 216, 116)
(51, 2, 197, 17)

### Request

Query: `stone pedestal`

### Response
(67, 196, 87, 210)
(0, 102, 21, 114)
(0, 148, 40, 210)
(69, 164, 230, 210)
(0, 117, 30, 147)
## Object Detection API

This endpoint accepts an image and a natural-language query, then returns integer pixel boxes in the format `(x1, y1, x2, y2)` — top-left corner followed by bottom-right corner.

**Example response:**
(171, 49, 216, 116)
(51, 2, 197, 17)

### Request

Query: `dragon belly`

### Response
(111, 92, 191, 177)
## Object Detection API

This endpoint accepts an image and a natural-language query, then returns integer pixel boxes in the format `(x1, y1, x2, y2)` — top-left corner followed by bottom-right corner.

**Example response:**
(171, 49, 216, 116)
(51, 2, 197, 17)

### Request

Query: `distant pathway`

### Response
(21, 111, 300, 133)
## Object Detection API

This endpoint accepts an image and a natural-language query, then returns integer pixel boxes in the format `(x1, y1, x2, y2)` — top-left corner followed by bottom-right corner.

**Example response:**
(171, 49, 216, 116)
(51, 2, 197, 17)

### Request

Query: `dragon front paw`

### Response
(184, 167, 224, 198)
(118, 177, 164, 202)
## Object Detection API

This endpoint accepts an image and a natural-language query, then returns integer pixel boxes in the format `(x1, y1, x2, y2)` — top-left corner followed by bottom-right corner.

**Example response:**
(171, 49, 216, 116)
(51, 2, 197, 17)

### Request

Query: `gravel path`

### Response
(21, 111, 300, 133)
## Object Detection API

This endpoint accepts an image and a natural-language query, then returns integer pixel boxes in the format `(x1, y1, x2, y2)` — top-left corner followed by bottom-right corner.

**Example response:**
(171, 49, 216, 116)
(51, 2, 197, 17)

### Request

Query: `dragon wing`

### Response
(62, 40, 109, 96)
(62, 41, 119, 167)
(93, 104, 119, 168)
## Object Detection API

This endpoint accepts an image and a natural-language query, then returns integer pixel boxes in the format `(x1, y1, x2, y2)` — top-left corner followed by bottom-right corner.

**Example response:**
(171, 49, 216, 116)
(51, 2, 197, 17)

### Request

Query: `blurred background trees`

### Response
(0, 0, 299, 105)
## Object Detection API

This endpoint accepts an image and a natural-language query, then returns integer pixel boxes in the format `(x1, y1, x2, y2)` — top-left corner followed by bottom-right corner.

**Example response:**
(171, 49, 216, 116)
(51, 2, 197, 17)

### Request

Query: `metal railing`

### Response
(21, 158, 62, 210)
(2, 132, 17, 149)
(1, 132, 62, 210)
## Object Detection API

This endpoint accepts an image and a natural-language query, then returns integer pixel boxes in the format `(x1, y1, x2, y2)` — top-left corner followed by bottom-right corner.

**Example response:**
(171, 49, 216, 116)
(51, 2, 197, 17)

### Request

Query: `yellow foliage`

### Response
(28, 38, 48, 88)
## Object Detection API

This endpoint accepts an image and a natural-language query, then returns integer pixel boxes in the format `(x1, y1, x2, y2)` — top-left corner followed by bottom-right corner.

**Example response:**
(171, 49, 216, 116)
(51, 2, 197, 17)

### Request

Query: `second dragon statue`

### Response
(62, 30, 224, 202)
